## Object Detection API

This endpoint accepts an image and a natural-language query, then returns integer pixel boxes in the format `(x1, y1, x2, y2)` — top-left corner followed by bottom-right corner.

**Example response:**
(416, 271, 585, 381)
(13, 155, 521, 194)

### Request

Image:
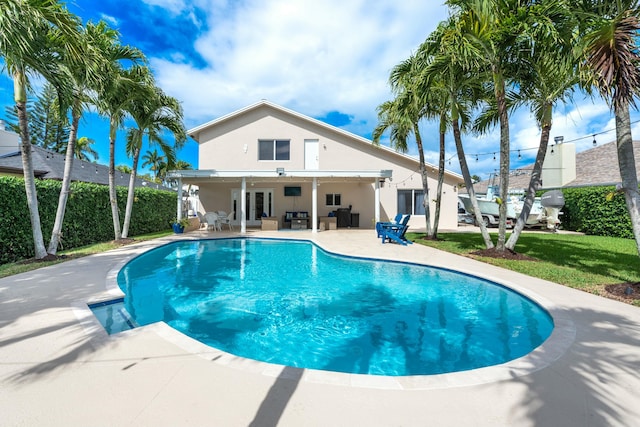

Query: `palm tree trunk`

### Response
(430, 126, 446, 239)
(48, 96, 80, 254)
(15, 69, 47, 259)
(495, 75, 510, 251)
(453, 117, 494, 249)
(108, 116, 122, 240)
(615, 105, 640, 256)
(121, 147, 140, 238)
(414, 126, 431, 236)
(506, 113, 551, 251)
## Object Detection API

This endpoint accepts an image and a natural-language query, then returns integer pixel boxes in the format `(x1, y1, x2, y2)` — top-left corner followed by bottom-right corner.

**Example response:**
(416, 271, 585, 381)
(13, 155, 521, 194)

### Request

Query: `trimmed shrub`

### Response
(561, 186, 633, 238)
(0, 176, 176, 264)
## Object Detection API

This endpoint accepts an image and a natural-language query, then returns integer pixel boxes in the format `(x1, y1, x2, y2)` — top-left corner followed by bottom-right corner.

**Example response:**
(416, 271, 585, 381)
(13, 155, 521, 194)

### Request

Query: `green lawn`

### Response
(408, 231, 640, 305)
(0, 231, 173, 279)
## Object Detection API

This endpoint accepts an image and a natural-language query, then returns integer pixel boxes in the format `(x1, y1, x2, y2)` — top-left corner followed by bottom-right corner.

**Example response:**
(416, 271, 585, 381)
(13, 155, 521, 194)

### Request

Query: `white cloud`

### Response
(141, 0, 187, 14)
(99, 14, 119, 27)
(149, 0, 449, 130)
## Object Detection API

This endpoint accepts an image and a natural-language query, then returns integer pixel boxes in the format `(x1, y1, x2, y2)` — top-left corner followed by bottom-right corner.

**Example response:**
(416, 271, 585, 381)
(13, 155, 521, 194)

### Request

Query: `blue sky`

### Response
(1, 0, 639, 180)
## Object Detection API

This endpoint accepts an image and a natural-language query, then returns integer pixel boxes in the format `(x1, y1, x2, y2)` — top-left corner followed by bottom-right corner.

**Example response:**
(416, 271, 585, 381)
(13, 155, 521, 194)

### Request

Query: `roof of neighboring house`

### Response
(187, 100, 464, 181)
(470, 140, 640, 193)
(0, 145, 170, 190)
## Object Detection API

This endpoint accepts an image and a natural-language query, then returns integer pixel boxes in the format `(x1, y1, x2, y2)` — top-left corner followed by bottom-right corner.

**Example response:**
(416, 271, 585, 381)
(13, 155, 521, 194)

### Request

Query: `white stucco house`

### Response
(168, 100, 463, 233)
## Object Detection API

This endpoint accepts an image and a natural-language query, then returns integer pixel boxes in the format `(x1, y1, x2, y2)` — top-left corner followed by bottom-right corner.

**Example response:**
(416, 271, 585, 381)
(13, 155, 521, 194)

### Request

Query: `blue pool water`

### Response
(114, 238, 553, 376)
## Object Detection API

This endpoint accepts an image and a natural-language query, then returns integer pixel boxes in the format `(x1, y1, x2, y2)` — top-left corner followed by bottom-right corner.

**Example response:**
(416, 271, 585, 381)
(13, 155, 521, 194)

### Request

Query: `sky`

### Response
(2, 0, 640, 181)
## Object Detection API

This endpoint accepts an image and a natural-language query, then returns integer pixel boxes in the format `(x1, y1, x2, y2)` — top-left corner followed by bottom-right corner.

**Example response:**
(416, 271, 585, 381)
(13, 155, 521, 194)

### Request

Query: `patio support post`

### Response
(312, 177, 318, 233)
(177, 177, 183, 220)
(241, 177, 247, 234)
(374, 179, 380, 223)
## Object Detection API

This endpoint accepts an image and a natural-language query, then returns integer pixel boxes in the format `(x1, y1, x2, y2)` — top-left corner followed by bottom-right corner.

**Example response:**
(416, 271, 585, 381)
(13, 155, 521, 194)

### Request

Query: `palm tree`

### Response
(575, 0, 640, 256)
(373, 67, 432, 236)
(0, 0, 82, 259)
(141, 148, 165, 180)
(73, 136, 99, 161)
(115, 164, 132, 174)
(421, 16, 495, 249)
(503, 5, 578, 250)
(48, 20, 142, 254)
(445, 0, 510, 250)
(121, 82, 186, 238)
(94, 61, 147, 240)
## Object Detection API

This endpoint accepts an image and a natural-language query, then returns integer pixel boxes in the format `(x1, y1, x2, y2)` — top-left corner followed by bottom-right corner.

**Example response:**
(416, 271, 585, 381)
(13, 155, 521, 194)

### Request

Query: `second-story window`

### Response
(258, 139, 290, 161)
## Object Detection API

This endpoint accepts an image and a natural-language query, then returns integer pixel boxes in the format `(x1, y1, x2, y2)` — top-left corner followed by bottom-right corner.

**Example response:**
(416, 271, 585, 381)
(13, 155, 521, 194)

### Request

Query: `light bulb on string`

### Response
(551, 145, 555, 154)
(493, 152, 496, 161)
(518, 150, 522, 160)
(593, 135, 597, 146)
(475, 154, 478, 162)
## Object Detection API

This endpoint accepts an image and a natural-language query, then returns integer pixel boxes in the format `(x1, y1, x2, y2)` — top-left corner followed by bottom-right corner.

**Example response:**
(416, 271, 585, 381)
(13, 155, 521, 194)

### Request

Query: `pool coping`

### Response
(71, 234, 577, 391)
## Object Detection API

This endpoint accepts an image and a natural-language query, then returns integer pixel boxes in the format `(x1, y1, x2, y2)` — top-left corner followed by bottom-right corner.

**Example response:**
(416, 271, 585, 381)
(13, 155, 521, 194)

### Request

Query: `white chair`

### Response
(204, 212, 221, 231)
(217, 211, 234, 231)
(197, 212, 207, 229)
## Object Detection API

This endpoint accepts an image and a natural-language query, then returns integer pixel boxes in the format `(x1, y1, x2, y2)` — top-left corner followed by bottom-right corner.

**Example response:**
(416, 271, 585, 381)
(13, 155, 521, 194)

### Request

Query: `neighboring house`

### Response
(470, 140, 640, 194)
(0, 123, 168, 190)
(168, 100, 464, 233)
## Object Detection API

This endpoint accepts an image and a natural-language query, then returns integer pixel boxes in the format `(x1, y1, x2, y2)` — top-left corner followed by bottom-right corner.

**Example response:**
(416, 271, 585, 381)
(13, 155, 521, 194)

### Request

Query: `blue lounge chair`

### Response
(376, 214, 403, 238)
(378, 215, 412, 245)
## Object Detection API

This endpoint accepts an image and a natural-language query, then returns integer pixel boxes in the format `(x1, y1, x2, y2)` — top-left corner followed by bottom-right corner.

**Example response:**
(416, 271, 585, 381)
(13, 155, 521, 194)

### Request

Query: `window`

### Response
(258, 139, 290, 161)
(397, 189, 425, 215)
(325, 193, 341, 206)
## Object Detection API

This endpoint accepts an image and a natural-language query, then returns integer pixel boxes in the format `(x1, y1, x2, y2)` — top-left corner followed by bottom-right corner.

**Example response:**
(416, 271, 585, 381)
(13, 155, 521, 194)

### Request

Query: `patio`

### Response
(1, 228, 639, 426)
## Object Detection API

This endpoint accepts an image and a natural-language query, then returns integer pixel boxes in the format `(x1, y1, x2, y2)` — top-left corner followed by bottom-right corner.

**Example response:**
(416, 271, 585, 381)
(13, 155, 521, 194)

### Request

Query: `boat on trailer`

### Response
(458, 186, 565, 229)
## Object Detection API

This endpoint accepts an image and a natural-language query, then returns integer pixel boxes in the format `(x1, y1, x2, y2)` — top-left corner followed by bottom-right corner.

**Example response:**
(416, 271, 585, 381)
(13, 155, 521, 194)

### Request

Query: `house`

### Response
(471, 140, 640, 194)
(0, 121, 168, 190)
(168, 100, 464, 233)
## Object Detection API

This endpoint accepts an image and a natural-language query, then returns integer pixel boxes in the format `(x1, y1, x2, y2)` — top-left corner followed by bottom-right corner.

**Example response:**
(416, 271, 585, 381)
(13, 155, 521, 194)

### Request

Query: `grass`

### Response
(0, 230, 173, 279)
(408, 231, 640, 306)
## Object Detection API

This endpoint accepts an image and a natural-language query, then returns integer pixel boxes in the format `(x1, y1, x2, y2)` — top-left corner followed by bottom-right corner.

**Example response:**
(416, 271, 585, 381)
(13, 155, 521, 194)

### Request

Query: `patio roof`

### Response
(167, 169, 393, 183)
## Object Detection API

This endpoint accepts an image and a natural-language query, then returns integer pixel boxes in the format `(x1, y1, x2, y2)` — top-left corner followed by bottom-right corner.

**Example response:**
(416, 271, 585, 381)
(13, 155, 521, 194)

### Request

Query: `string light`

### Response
(446, 118, 640, 164)
(551, 145, 555, 154)
(493, 152, 496, 161)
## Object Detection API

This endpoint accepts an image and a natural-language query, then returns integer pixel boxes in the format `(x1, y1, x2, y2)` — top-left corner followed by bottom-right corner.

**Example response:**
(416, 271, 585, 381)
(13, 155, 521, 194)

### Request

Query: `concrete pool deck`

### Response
(1, 229, 639, 426)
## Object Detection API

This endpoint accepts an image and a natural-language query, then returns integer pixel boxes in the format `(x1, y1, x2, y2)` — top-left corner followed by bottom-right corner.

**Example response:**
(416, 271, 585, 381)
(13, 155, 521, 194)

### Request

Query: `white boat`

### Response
(458, 186, 517, 227)
(459, 186, 564, 230)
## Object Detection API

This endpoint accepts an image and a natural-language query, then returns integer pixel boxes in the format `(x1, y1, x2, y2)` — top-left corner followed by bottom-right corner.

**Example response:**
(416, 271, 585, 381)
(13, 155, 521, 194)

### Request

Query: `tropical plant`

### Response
(0, 0, 82, 259)
(373, 56, 433, 236)
(3, 83, 69, 150)
(73, 136, 99, 161)
(93, 58, 147, 240)
(121, 81, 186, 238)
(420, 16, 495, 249)
(574, 0, 640, 257)
(141, 148, 165, 180)
(115, 164, 132, 174)
(48, 20, 143, 255)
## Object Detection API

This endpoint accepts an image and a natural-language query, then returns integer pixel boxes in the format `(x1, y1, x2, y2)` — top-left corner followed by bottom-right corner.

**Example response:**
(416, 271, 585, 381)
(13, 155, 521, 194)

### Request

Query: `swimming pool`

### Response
(115, 238, 553, 376)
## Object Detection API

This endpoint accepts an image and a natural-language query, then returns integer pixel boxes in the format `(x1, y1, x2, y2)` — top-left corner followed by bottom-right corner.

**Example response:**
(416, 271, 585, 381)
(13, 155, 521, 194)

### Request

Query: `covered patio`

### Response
(168, 168, 393, 233)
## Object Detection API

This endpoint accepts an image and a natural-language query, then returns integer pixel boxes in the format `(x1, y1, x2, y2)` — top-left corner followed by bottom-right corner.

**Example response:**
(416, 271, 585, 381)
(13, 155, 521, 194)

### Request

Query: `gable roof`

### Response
(188, 100, 463, 181)
(0, 145, 170, 190)
(471, 140, 640, 193)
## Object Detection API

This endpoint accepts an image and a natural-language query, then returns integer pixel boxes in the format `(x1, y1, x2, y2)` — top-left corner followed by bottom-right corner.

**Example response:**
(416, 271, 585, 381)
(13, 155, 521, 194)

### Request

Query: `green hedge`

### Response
(561, 185, 633, 238)
(0, 176, 177, 264)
